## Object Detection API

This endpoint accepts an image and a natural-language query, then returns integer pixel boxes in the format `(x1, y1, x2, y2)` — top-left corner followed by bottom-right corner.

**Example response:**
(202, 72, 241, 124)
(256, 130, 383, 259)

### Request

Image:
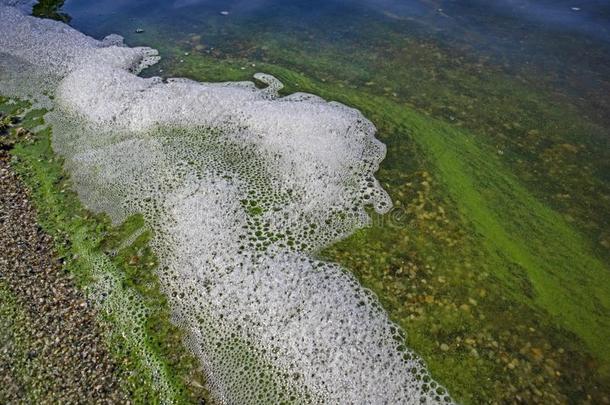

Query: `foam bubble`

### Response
(0, 2, 452, 403)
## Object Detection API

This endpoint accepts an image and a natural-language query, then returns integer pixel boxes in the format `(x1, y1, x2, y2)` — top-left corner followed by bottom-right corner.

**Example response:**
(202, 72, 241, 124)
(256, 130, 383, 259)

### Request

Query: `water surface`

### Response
(53, 0, 610, 402)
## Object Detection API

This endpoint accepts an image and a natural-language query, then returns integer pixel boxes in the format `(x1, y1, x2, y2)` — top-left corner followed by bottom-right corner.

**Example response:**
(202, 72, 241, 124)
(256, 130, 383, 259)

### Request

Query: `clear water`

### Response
(39, 0, 610, 403)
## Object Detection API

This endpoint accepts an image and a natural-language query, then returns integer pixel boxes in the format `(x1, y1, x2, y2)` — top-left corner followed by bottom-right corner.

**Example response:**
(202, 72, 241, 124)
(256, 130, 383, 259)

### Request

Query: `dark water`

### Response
(52, 0, 610, 403)
(64, 0, 610, 66)
(63, 0, 610, 124)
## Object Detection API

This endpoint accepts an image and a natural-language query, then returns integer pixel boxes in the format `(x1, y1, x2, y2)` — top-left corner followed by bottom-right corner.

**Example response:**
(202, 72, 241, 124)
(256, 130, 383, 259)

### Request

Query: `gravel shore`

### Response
(0, 150, 127, 403)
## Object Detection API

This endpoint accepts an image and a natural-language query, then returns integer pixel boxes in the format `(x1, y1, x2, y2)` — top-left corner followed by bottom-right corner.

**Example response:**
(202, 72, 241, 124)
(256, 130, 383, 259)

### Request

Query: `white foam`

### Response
(0, 2, 452, 403)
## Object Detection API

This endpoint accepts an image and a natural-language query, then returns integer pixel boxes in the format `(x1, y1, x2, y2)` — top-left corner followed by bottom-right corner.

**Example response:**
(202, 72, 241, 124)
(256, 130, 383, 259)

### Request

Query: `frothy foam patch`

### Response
(0, 2, 452, 403)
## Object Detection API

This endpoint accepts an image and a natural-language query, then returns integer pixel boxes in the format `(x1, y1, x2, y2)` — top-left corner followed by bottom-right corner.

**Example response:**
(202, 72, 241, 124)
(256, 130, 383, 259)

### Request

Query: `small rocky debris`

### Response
(0, 150, 127, 403)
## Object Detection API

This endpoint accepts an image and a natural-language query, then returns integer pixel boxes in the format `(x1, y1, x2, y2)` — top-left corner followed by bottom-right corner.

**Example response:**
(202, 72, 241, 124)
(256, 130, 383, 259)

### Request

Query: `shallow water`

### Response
(27, 0, 610, 403)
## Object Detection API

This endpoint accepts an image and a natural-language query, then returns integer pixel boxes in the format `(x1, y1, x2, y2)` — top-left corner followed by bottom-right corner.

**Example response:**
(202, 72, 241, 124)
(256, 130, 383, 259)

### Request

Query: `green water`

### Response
(30, 0, 610, 402)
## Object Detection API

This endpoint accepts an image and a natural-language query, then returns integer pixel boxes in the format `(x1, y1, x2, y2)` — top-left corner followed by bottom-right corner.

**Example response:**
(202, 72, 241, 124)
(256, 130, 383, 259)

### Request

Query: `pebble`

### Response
(0, 149, 127, 403)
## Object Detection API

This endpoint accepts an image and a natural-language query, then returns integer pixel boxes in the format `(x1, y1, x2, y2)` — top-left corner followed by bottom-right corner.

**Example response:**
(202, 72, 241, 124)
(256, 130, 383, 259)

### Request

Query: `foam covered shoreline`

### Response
(0, 2, 451, 403)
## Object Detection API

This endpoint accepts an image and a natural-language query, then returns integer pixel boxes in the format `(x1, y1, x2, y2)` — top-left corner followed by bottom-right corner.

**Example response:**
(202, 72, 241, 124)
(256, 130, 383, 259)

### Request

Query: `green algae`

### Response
(393, 104, 610, 360)
(31, 0, 70, 23)
(1, 96, 208, 404)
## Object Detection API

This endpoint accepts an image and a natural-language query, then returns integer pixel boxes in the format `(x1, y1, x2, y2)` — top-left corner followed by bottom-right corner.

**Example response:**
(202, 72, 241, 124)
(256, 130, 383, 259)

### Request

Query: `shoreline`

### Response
(0, 147, 127, 403)
(0, 100, 208, 403)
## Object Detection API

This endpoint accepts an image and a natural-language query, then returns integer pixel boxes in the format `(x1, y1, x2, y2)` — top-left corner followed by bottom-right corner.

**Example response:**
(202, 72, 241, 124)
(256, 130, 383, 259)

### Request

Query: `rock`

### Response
(440, 343, 449, 351)
(531, 347, 543, 360)
(15, 127, 29, 137)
